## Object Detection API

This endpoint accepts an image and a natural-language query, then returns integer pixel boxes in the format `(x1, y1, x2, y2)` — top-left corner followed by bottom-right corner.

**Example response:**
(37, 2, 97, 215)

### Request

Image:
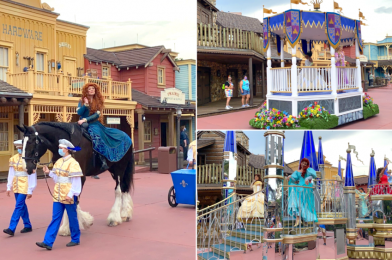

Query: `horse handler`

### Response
(3, 140, 37, 236)
(36, 139, 82, 250)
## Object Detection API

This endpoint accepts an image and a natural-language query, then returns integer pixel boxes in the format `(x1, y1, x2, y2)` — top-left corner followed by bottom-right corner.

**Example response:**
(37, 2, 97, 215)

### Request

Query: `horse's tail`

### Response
(121, 146, 134, 193)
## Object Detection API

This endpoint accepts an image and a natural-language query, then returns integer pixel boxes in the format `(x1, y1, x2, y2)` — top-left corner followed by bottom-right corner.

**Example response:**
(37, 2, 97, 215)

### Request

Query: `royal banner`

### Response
(284, 10, 302, 48)
(325, 12, 341, 49)
(263, 17, 270, 53)
(356, 20, 363, 54)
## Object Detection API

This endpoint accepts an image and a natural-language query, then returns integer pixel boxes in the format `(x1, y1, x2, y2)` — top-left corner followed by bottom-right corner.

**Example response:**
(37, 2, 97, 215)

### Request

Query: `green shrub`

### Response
(298, 115, 339, 129)
(363, 104, 379, 119)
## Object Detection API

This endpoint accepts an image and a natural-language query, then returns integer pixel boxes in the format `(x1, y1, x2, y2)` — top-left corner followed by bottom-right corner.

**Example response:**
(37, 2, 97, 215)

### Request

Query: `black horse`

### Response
(17, 122, 134, 232)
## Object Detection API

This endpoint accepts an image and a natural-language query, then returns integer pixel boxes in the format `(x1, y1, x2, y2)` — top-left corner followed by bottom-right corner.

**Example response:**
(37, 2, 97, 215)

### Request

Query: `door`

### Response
(160, 122, 167, 147)
(197, 67, 211, 105)
(36, 53, 45, 89)
(64, 59, 76, 77)
(0, 47, 9, 81)
(227, 69, 238, 97)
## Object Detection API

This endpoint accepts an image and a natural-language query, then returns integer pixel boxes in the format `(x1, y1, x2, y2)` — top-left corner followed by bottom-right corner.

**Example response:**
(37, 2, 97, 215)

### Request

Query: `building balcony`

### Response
(377, 55, 392, 60)
(6, 69, 132, 101)
(197, 23, 264, 55)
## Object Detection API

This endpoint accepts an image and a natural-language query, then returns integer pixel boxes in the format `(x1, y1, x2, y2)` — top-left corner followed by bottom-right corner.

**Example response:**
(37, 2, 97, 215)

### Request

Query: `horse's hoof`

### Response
(108, 221, 118, 227)
(121, 217, 127, 222)
(126, 217, 130, 222)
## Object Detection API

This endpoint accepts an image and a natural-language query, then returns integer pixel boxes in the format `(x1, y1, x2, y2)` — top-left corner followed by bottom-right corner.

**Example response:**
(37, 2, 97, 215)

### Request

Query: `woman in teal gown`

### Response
(355, 188, 369, 218)
(286, 158, 318, 226)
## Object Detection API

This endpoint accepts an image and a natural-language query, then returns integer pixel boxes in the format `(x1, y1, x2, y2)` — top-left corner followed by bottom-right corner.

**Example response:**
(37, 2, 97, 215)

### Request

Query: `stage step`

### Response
(223, 236, 254, 251)
(230, 229, 263, 241)
(212, 243, 242, 259)
(197, 251, 225, 260)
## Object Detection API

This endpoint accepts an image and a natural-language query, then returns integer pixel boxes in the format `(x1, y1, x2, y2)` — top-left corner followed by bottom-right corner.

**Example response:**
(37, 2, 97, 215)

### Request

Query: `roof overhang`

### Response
(198, 47, 265, 64)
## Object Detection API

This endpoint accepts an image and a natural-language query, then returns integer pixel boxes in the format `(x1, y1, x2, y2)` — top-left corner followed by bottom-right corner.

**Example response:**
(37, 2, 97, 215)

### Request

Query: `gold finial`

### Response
(346, 142, 351, 153)
(310, 0, 323, 10)
(370, 149, 375, 157)
(319, 136, 322, 140)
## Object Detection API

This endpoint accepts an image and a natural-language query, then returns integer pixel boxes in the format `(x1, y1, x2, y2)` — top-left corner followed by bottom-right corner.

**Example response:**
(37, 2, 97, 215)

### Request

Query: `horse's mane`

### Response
(36, 122, 78, 136)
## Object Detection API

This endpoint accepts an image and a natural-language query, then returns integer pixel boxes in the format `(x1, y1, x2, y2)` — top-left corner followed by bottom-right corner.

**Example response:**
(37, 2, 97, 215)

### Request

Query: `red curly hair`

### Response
(299, 158, 310, 178)
(81, 83, 105, 124)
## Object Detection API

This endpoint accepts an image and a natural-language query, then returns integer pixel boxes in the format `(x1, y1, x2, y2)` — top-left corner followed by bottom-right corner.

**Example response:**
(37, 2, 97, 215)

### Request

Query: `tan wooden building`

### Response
(0, 0, 136, 171)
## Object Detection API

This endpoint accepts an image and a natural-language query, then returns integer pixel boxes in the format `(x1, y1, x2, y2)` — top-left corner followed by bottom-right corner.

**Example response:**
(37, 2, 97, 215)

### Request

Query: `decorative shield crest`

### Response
(285, 10, 301, 48)
(325, 13, 341, 49)
(263, 17, 269, 52)
(356, 20, 363, 54)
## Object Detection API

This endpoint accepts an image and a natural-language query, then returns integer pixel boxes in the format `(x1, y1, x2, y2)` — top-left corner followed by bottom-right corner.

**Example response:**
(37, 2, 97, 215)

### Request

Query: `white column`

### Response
(307, 40, 310, 52)
(330, 46, 337, 95)
(266, 44, 272, 109)
(280, 39, 284, 67)
(291, 44, 298, 116)
(355, 39, 363, 94)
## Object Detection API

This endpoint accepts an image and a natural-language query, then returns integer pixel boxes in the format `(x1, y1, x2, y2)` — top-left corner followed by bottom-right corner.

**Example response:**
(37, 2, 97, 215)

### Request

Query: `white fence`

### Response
(270, 68, 291, 92)
(297, 66, 332, 92)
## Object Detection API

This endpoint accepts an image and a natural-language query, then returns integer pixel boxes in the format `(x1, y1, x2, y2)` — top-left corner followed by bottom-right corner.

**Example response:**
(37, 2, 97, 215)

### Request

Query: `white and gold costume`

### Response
(237, 180, 265, 221)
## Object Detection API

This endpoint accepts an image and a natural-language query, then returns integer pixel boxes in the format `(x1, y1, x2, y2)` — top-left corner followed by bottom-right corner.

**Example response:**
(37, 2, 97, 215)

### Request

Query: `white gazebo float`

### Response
(263, 9, 364, 125)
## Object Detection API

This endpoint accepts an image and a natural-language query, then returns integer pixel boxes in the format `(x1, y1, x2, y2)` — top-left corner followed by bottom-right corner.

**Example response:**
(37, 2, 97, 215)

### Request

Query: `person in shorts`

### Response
(225, 75, 234, 109)
(240, 75, 250, 108)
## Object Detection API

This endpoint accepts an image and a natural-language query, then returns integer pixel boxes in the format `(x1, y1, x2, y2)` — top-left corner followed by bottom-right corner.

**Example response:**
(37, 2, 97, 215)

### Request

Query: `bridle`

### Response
(22, 125, 52, 166)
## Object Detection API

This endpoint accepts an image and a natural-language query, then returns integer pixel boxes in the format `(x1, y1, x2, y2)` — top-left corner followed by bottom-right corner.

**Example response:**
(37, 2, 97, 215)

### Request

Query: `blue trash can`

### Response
(169, 169, 196, 206)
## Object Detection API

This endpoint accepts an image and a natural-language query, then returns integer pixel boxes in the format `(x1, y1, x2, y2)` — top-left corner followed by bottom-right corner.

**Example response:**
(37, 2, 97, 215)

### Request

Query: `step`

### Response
(282, 226, 316, 235)
(230, 229, 263, 241)
(212, 243, 242, 259)
(197, 251, 225, 260)
(244, 223, 264, 232)
(223, 236, 253, 251)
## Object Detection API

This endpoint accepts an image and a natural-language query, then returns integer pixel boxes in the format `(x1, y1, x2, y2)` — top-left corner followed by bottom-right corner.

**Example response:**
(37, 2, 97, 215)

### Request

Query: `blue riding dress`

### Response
(77, 102, 132, 162)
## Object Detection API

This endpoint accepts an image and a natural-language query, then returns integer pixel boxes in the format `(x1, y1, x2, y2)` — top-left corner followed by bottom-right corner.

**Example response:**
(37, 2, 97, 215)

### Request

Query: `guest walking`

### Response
(240, 75, 250, 108)
(224, 75, 234, 110)
(180, 126, 189, 161)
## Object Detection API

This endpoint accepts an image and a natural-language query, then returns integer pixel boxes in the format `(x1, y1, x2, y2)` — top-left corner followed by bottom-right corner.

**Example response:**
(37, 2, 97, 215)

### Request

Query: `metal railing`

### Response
(270, 67, 291, 93)
(133, 147, 155, 171)
(297, 66, 332, 92)
(337, 67, 357, 90)
(197, 164, 263, 186)
(369, 184, 392, 196)
(197, 189, 265, 259)
(197, 23, 264, 54)
(316, 179, 345, 219)
(283, 185, 318, 236)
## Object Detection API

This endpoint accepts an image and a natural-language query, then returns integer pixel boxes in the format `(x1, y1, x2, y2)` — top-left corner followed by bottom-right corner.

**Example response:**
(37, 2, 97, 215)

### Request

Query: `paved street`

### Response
(197, 85, 392, 130)
(0, 171, 195, 260)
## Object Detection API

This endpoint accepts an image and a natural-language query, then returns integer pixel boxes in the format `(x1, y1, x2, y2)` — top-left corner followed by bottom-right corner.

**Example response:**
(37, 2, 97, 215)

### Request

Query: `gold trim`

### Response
(263, 131, 286, 138)
(264, 228, 283, 232)
(317, 218, 348, 225)
(264, 238, 283, 242)
(346, 228, 357, 232)
(344, 186, 356, 190)
(318, 257, 349, 260)
(356, 223, 373, 228)
(263, 175, 285, 179)
(270, 67, 290, 70)
(337, 87, 359, 91)
(221, 187, 236, 190)
(298, 90, 333, 93)
(370, 194, 392, 200)
(283, 234, 317, 244)
(264, 165, 284, 169)
(267, 58, 271, 60)
(298, 66, 331, 68)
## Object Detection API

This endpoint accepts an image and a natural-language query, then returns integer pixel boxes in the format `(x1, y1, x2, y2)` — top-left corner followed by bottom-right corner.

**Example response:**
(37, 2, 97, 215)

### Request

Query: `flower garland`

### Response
(253, 103, 300, 129)
(363, 93, 376, 112)
(299, 102, 331, 122)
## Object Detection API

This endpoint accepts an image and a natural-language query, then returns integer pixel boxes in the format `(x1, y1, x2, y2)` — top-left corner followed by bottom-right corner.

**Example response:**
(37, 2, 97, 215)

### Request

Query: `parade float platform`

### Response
(263, 9, 367, 126)
(0, 172, 195, 259)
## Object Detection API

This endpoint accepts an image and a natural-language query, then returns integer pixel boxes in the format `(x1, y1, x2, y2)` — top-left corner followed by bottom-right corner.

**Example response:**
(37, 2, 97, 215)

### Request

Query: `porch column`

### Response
(355, 39, 363, 94)
(280, 39, 284, 67)
(262, 62, 266, 99)
(136, 109, 144, 164)
(266, 44, 272, 109)
(249, 57, 253, 106)
(168, 111, 174, 146)
(18, 104, 24, 139)
(27, 104, 34, 126)
(330, 46, 337, 95)
(291, 44, 298, 97)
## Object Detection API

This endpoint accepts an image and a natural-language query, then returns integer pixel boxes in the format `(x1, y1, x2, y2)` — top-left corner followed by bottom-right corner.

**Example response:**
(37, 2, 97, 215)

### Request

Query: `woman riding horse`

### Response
(76, 83, 132, 171)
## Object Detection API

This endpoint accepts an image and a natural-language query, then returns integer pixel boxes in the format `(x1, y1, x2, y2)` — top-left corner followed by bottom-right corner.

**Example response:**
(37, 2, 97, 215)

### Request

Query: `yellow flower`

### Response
(316, 114, 320, 117)
(302, 115, 305, 118)
(291, 120, 294, 123)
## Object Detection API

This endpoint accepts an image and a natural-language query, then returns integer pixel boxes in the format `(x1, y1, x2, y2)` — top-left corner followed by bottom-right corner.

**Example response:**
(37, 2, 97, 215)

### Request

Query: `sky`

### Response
(44, 0, 196, 59)
(228, 130, 392, 177)
(217, 0, 392, 44)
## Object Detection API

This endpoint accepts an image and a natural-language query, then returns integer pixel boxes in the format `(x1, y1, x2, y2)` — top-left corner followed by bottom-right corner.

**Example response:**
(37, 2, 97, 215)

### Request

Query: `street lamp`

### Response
(176, 107, 182, 169)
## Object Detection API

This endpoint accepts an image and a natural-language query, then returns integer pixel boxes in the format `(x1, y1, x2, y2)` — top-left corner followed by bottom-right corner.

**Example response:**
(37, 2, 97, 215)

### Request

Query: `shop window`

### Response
(144, 121, 151, 142)
(0, 122, 9, 151)
(102, 66, 110, 78)
(158, 67, 165, 85)
(0, 47, 9, 81)
(36, 53, 45, 88)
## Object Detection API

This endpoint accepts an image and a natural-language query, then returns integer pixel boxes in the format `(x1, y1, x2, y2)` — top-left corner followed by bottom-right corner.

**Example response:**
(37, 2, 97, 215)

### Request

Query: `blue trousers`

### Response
(8, 193, 32, 232)
(43, 196, 80, 247)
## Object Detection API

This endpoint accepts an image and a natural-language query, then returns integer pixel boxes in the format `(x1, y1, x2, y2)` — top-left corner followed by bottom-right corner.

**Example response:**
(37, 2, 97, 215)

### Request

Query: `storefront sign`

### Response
(107, 117, 121, 124)
(2, 24, 42, 41)
(359, 55, 368, 62)
(160, 88, 185, 105)
(59, 42, 71, 48)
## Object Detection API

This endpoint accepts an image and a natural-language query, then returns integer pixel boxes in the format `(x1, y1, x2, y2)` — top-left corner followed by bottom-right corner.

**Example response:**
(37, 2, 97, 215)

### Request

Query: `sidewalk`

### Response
(0, 171, 195, 260)
(197, 85, 392, 130)
(197, 96, 264, 117)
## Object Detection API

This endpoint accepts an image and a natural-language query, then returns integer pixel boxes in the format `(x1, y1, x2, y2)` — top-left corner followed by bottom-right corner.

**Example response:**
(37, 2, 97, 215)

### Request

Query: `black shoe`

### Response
(66, 241, 80, 247)
(21, 227, 32, 233)
(3, 228, 14, 236)
(323, 243, 326, 246)
(93, 175, 100, 179)
(36, 242, 52, 250)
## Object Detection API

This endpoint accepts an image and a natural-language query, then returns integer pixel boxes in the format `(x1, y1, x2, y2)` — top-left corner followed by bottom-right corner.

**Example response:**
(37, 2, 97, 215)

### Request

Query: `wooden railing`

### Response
(197, 164, 263, 186)
(6, 69, 132, 101)
(197, 23, 264, 54)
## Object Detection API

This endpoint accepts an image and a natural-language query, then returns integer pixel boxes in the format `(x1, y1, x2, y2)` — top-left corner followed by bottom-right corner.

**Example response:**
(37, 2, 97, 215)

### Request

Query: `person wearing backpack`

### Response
(224, 75, 234, 109)
(240, 75, 250, 107)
